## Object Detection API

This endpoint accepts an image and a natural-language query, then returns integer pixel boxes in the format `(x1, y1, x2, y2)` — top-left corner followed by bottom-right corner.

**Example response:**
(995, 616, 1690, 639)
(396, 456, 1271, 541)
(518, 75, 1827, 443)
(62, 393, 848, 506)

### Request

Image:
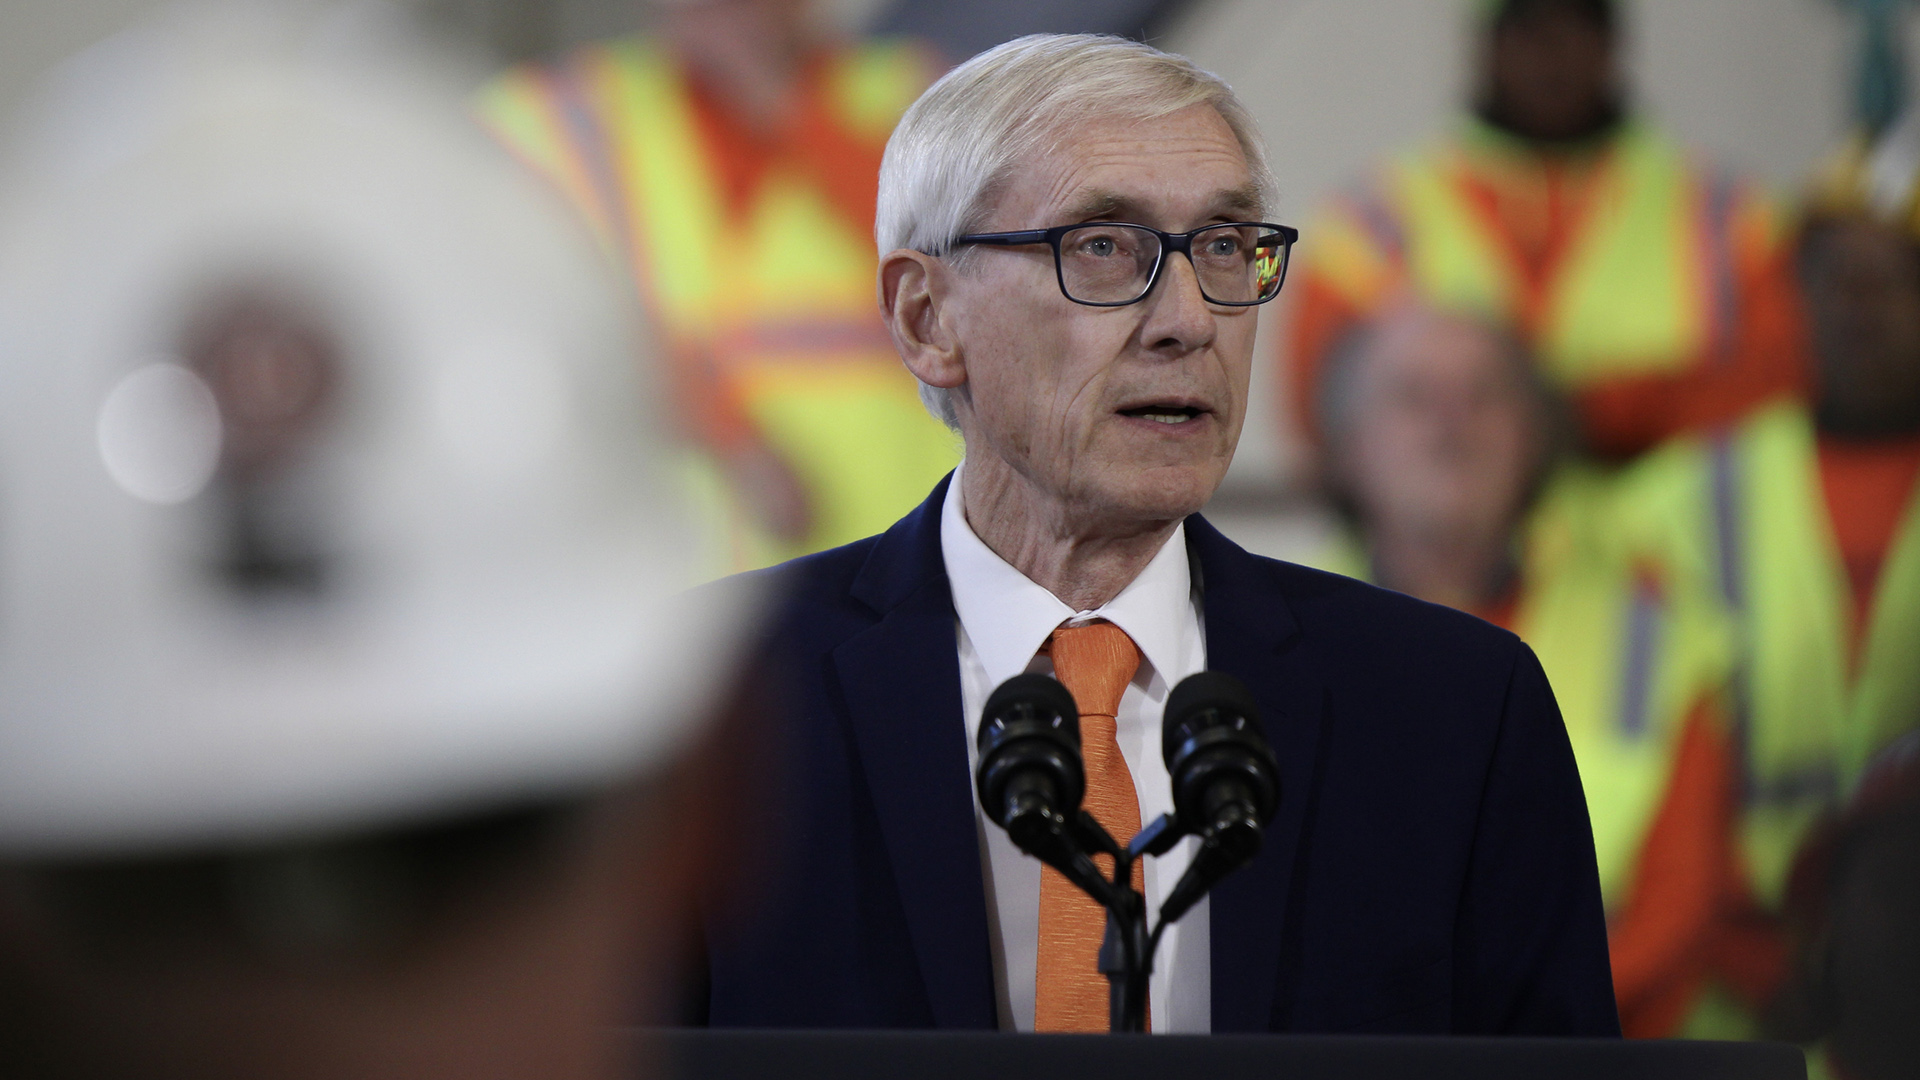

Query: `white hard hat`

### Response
(0, 1, 756, 856)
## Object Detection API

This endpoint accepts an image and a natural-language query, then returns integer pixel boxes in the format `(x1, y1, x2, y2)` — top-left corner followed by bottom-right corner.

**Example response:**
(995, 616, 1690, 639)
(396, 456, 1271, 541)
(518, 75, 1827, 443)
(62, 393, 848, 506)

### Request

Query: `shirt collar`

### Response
(940, 460, 1195, 689)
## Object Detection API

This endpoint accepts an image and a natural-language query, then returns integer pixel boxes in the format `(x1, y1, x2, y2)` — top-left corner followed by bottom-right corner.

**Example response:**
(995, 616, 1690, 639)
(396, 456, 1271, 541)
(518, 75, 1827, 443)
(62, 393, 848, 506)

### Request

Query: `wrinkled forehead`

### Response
(990, 104, 1262, 227)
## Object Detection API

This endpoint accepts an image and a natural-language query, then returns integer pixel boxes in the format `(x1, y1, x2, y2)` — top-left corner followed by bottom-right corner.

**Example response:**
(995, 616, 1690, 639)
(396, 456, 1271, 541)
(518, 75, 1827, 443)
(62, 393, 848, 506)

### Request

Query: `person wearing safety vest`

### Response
(1307, 302, 1784, 1038)
(1286, 0, 1804, 462)
(1609, 114, 1920, 977)
(480, 0, 960, 571)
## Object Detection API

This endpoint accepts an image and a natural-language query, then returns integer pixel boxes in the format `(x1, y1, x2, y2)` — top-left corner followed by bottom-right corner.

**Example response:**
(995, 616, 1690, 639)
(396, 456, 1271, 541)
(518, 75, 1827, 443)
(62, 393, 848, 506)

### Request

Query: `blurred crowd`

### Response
(0, 0, 1918, 1076)
(1288, 0, 1920, 1068)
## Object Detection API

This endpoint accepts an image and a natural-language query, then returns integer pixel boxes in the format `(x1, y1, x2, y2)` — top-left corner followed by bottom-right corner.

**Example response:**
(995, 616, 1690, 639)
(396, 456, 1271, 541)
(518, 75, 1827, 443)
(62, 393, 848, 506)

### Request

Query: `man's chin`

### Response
(1085, 466, 1223, 527)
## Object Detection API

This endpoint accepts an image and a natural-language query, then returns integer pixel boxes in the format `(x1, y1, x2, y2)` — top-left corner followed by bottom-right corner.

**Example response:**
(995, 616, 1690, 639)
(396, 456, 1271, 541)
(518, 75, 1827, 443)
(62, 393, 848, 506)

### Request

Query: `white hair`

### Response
(876, 34, 1279, 429)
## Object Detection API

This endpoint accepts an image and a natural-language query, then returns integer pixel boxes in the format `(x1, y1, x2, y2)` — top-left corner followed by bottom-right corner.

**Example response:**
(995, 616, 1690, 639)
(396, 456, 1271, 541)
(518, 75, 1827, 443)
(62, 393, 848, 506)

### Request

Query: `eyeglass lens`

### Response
(1058, 224, 1288, 305)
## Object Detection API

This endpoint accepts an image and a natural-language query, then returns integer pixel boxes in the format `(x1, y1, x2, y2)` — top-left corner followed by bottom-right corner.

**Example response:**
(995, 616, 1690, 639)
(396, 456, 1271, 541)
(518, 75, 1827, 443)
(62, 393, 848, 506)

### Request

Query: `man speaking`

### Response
(701, 33, 1618, 1037)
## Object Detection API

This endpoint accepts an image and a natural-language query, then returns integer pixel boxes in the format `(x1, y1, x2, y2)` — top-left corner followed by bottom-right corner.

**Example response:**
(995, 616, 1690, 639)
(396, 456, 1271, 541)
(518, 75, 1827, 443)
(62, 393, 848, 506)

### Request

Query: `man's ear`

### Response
(879, 249, 966, 391)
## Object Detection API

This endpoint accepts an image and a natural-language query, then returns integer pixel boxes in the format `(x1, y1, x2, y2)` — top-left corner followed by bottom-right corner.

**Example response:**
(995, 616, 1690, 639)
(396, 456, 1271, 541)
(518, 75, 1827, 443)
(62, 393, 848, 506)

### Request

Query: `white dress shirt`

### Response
(941, 462, 1211, 1033)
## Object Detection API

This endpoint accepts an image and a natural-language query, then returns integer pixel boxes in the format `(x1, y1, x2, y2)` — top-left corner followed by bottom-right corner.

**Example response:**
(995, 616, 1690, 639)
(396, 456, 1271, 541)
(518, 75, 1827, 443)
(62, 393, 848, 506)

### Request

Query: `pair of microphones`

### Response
(973, 669, 1280, 1030)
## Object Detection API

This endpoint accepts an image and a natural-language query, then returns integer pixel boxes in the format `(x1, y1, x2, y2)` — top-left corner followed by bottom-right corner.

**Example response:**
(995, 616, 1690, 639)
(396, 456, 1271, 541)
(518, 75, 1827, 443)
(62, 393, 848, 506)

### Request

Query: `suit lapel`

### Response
(1189, 515, 1329, 1032)
(831, 475, 998, 1028)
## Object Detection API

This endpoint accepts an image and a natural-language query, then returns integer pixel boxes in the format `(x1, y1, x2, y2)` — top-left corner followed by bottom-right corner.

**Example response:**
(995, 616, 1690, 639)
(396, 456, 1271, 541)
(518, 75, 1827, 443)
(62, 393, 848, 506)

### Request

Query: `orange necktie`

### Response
(1035, 619, 1146, 1033)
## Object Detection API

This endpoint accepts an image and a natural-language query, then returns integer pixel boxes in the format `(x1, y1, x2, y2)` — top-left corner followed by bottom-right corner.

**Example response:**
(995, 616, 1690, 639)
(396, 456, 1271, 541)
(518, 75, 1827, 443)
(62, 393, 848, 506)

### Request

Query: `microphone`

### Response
(1158, 671, 1280, 923)
(976, 673, 1115, 905)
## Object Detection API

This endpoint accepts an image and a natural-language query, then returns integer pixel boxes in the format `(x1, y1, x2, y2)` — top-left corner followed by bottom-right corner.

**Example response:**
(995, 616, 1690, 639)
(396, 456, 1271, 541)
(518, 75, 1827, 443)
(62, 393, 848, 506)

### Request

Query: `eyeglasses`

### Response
(945, 221, 1297, 307)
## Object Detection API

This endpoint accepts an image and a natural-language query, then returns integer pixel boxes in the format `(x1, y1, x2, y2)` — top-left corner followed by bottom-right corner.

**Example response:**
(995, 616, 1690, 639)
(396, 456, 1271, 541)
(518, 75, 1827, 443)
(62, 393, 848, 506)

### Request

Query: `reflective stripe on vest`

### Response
(1298, 470, 1735, 908)
(1613, 401, 1920, 906)
(480, 39, 960, 564)
(1364, 124, 1731, 389)
(1518, 469, 1736, 907)
(1711, 405, 1920, 902)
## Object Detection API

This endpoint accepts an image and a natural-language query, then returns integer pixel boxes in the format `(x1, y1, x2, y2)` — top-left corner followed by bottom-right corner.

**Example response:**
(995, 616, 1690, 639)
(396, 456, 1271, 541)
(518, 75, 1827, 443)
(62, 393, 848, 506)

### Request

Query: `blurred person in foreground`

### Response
(693, 33, 1617, 1035)
(0, 6, 758, 1077)
(1287, 0, 1804, 463)
(1314, 303, 1786, 1038)
(1612, 111, 1920, 1003)
(480, 0, 959, 572)
(1768, 732, 1920, 1079)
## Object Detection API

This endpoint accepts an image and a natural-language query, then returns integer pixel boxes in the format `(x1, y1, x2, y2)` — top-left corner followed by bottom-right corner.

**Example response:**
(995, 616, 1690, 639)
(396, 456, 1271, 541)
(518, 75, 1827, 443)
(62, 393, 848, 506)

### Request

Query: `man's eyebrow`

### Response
(1215, 183, 1265, 220)
(1059, 191, 1131, 221)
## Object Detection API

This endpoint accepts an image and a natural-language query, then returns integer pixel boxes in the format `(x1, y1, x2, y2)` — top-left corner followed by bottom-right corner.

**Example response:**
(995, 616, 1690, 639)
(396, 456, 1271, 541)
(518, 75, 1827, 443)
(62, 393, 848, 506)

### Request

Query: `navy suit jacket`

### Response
(701, 475, 1619, 1036)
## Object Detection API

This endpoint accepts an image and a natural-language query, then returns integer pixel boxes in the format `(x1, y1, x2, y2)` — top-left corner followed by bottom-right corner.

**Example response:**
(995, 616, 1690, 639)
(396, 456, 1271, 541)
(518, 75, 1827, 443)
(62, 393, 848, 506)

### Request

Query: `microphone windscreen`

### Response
(1162, 671, 1261, 766)
(980, 672, 1080, 751)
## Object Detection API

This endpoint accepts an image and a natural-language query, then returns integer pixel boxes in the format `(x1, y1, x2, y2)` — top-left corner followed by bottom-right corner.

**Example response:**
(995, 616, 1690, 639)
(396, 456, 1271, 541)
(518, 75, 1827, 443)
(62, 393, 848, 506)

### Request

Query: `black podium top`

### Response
(650, 1029, 1806, 1080)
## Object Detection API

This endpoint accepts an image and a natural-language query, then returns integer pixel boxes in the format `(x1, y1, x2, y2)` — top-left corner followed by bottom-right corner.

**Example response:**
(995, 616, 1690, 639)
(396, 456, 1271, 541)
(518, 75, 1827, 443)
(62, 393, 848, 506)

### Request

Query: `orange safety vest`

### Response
(1304, 471, 1733, 912)
(480, 38, 960, 572)
(1616, 402, 1920, 908)
(1290, 119, 1802, 456)
(1304, 466, 1780, 1038)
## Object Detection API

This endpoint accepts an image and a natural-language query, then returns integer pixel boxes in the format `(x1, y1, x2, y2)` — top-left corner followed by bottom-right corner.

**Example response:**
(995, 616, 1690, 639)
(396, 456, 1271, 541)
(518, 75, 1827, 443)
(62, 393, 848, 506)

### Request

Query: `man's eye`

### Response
(1205, 236, 1242, 257)
(1080, 236, 1118, 257)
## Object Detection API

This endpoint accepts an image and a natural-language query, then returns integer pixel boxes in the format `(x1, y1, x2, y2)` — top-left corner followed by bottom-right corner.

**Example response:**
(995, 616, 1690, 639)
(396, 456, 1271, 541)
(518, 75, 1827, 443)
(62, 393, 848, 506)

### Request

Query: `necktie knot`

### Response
(1045, 620, 1141, 720)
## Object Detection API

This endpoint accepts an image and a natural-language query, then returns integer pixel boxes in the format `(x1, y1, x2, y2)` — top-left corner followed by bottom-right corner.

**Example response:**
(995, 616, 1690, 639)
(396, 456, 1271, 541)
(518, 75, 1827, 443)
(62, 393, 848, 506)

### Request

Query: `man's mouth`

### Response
(1118, 404, 1206, 425)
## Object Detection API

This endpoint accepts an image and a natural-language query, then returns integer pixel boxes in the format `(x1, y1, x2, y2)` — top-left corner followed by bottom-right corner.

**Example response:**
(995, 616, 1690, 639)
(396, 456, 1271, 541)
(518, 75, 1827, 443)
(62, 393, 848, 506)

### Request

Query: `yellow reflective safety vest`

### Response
(1301, 470, 1735, 913)
(1300, 469, 1748, 1036)
(479, 38, 960, 571)
(1304, 120, 1768, 391)
(1615, 402, 1920, 910)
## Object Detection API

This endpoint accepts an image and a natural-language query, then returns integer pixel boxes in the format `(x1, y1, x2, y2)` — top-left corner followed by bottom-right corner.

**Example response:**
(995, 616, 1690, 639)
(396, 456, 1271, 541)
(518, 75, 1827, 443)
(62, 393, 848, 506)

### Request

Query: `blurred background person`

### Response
(1768, 731, 1920, 1080)
(1286, 0, 1805, 466)
(1607, 106, 1920, 1015)
(1313, 304, 1556, 618)
(1314, 303, 1784, 1038)
(0, 4, 759, 1076)
(479, 0, 961, 572)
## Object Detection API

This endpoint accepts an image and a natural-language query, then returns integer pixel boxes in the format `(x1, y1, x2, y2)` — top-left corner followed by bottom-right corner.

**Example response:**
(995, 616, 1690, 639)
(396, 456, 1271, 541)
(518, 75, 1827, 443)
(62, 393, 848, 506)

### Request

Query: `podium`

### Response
(649, 1029, 1806, 1080)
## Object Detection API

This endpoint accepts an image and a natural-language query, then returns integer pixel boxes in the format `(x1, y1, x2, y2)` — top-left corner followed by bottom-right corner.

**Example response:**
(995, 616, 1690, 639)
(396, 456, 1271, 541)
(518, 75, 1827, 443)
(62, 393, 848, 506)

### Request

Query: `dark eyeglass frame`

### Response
(944, 221, 1299, 308)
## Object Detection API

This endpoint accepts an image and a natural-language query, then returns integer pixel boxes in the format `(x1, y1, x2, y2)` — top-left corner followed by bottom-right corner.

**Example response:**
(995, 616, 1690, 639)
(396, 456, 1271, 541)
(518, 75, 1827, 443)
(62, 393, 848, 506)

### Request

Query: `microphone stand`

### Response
(1071, 811, 1189, 1033)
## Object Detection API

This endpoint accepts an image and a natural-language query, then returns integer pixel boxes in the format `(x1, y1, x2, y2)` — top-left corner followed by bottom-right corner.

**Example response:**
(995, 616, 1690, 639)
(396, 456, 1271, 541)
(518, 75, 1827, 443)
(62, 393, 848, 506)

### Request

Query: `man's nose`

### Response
(1139, 250, 1217, 354)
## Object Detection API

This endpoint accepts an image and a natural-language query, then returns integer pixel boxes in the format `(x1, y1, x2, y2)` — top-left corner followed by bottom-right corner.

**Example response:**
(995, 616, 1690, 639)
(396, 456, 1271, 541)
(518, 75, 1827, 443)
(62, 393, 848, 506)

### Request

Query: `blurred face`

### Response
(664, 0, 814, 106)
(1484, 2, 1618, 141)
(1336, 311, 1545, 545)
(666, 0, 810, 45)
(942, 105, 1259, 529)
(1802, 219, 1920, 438)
